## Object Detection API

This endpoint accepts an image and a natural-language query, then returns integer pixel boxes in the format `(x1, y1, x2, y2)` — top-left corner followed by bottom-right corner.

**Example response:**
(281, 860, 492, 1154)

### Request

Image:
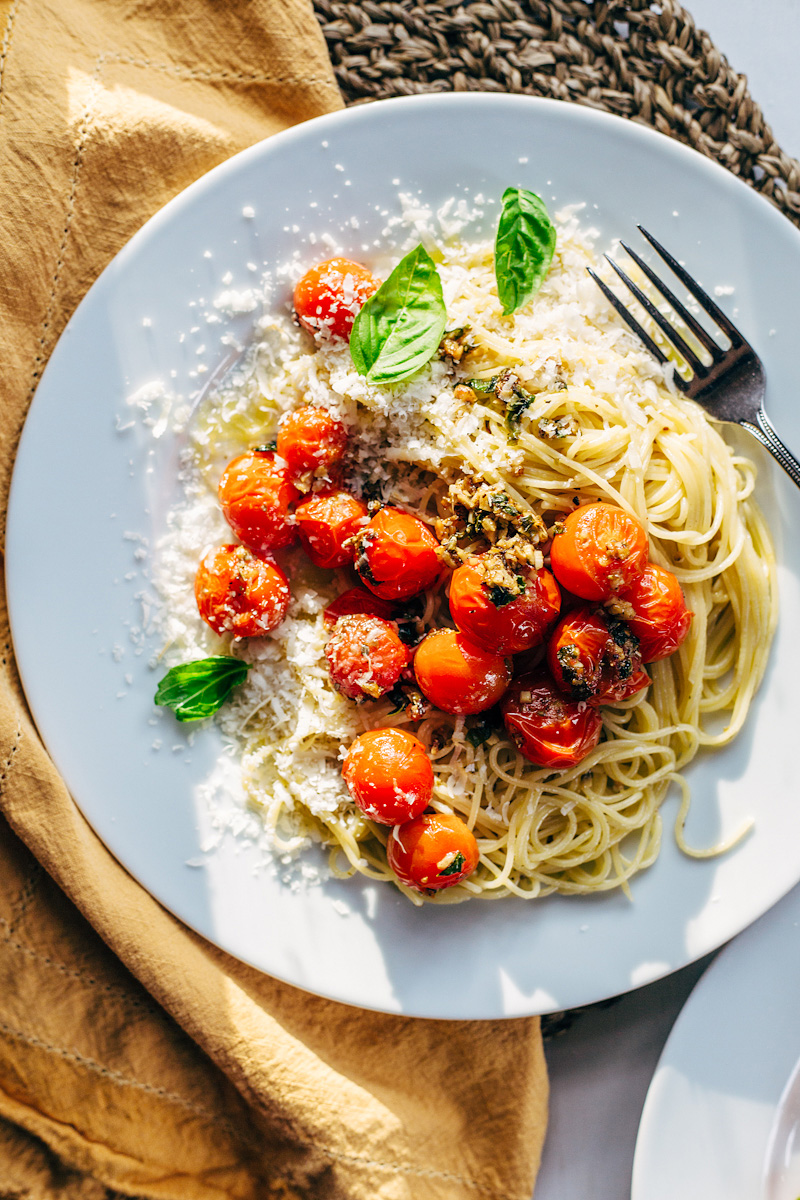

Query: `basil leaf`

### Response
(155, 656, 250, 722)
(486, 577, 526, 608)
(494, 187, 556, 315)
(350, 244, 447, 385)
(439, 852, 465, 878)
(505, 385, 535, 439)
(466, 714, 498, 749)
(466, 376, 497, 394)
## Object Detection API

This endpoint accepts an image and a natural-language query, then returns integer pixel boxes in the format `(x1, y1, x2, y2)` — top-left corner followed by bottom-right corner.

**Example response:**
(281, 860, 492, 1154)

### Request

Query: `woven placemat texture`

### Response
(314, 0, 800, 224)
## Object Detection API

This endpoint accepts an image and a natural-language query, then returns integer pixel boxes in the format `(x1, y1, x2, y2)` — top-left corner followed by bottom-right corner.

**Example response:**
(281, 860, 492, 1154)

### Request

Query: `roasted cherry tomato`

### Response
(501, 670, 603, 769)
(413, 628, 511, 715)
(276, 406, 348, 478)
(387, 812, 479, 893)
(621, 563, 693, 663)
(547, 605, 649, 706)
(549, 502, 648, 600)
(294, 488, 368, 570)
(293, 257, 379, 340)
(325, 615, 409, 701)
(323, 586, 398, 626)
(342, 728, 433, 824)
(194, 544, 290, 639)
(449, 559, 561, 655)
(353, 507, 441, 601)
(218, 449, 299, 556)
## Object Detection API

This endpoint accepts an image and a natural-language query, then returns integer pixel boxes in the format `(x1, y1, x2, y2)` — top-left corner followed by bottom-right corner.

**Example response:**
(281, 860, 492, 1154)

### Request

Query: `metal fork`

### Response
(588, 227, 800, 488)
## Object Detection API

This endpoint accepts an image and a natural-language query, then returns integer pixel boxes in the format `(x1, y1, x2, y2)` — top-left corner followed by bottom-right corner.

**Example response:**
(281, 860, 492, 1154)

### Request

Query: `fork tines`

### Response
(588, 226, 743, 394)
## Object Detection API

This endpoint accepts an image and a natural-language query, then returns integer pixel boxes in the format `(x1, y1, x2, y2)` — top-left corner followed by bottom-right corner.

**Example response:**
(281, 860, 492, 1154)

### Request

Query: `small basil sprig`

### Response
(494, 187, 556, 315)
(350, 244, 447, 385)
(439, 852, 465, 878)
(486, 577, 527, 608)
(155, 656, 250, 722)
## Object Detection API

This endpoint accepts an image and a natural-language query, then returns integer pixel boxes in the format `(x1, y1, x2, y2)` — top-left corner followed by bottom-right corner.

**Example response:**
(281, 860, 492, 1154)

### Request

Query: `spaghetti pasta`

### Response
(157, 208, 777, 904)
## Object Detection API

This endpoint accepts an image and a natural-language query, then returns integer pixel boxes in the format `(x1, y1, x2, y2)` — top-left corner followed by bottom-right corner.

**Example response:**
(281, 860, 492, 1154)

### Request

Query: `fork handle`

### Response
(741, 409, 800, 490)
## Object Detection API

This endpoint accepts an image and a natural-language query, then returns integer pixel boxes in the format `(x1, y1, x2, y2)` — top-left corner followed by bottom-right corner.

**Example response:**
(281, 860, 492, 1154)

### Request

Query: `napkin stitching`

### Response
(0, 918, 163, 1015)
(0, 723, 21, 801)
(24, 58, 104, 417)
(315, 1144, 525, 1199)
(104, 51, 341, 90)
(3, 866, 42, 935)
(0, 1009, 523, 1199)
(0, 0, 19, 119)
(0, 1017, 253, 1143)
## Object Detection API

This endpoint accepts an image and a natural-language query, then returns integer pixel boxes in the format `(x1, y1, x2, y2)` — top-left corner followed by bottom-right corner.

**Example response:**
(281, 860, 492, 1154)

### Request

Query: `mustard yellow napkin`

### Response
(0, 1, 548, 1196)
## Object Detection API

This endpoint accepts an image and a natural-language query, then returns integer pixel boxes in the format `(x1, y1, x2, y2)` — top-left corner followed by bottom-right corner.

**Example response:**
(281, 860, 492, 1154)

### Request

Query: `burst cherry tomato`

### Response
(449, 559, 561, 655)
(293, 257, 379, 340)
(387, 812, 479, 893)
(218, 449, 299, 556)
(194, 544, 290, 639)
(342, 728, 433, 824)
(353, 507, 441, 601)
(549, 502, 648, 600)
(323, 586, 398, 626)
(294, 488, 368, 570)
(325, 615, 409, 701)
(276, 406, 348, 478)
(547, 606, 649, 705)
(621, 563, 693, 663)
(413, 628, 510, 715)
(501, 670, 603, 769)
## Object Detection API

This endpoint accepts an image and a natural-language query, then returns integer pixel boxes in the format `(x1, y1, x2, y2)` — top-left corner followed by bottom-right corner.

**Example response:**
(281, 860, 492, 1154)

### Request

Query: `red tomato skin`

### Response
(547, 605, 649, 705)
(413, 628, 511, 716)
(547, 607, 608, 698)
(325, 615, 409, 701)
(194, 544, 290, 638)
(294, 489, 368, 569)
(612, 662, 651, 703)
(621, 563, 693, 663)
(342, 728, 433, 824)
(387, 813, 480, 892)
(353, 507, 442, 601)
(323, 586, 398, 626)
(549, 503, 649, 600)
(276, 406, 348, 477)
(501, 670, 602, 769)
(449, 560, 561, 655)
(218, 450, 300, 556)
(293, 257, 379, 340)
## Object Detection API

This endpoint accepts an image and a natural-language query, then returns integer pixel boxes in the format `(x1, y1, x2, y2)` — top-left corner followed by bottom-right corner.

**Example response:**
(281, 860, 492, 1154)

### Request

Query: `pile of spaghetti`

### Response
(156, 199, 777, 904)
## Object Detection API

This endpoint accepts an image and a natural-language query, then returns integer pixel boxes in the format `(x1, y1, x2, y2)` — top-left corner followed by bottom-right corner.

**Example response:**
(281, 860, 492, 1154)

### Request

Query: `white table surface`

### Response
(533, 3, 800, 1195)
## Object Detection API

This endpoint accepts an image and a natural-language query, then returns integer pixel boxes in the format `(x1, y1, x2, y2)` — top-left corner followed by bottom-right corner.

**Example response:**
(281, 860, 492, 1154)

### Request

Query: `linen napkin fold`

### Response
(0, 1, 549, 1196)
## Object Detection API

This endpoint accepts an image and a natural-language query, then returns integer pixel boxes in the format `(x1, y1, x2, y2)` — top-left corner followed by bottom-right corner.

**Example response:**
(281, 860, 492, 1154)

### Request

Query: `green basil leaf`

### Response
(439, 852, 466, 878)
(155, 656, 250, 722)
(486, 577, 526, 608)
(494, 187, 556, 315)
(466, 714, 499, 749)
(350, 244, 447, 385)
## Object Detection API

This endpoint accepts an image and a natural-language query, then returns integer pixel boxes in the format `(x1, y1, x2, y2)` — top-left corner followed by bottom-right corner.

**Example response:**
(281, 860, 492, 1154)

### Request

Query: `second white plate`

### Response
(633, 882, 800, 1199)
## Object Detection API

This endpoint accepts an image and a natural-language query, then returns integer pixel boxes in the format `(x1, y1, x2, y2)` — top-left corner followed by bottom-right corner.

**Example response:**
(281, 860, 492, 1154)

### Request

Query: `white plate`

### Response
(7, 94, 800, 1019)
(632, 881, 800, 1199)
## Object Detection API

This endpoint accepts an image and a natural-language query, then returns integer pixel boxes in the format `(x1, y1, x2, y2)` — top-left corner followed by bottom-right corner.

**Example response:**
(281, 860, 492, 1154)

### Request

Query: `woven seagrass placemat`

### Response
(313, 0, 800, 225)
